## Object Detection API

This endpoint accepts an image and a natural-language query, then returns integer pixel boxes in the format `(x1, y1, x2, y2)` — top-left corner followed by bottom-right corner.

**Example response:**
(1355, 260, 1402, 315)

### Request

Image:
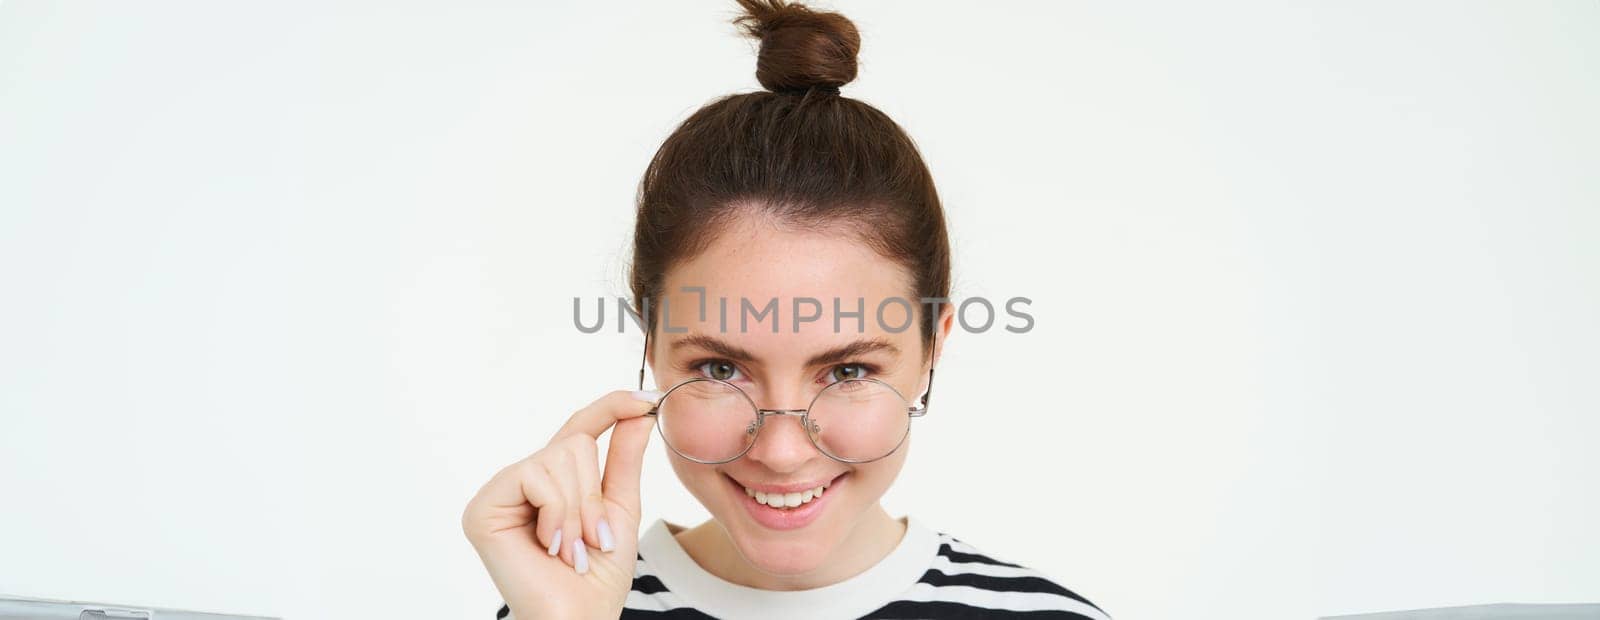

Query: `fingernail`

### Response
(632, 390, 663, 403)
(574, 539, 589, 574)
(598, 518, 616, 552)
(547, 528, 561, 556)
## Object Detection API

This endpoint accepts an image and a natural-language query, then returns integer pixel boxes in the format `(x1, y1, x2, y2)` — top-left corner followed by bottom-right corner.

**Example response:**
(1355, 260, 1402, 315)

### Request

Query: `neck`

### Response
(673, 503, 907, 591)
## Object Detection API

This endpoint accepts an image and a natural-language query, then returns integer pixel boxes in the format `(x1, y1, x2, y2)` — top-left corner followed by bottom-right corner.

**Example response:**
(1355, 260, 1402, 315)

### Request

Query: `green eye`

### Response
(831, 364, 869, 382)
(701, 361, 738, 381)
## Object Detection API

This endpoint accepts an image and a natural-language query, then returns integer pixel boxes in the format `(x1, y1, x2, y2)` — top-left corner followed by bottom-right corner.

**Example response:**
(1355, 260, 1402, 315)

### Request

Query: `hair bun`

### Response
(733, 0, 859, 94)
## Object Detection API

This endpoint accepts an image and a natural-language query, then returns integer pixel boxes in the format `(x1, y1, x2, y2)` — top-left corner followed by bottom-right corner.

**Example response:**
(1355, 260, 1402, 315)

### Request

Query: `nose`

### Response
(745, 411, 820, 468)
(744, 390, 822, 468)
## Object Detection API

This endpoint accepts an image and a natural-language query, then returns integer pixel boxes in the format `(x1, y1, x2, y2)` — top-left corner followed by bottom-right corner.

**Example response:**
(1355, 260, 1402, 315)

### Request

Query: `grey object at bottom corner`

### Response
(1320, 603, 1600, 620)
(0, 596, 279, 620)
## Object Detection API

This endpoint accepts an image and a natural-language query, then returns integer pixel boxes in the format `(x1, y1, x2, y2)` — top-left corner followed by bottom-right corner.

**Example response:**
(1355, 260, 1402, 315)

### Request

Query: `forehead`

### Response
(656, 213, 916, 351)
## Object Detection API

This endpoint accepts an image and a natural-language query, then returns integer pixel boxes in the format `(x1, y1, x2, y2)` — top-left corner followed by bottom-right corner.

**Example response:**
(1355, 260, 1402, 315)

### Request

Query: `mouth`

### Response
(723, 471, 848, 531)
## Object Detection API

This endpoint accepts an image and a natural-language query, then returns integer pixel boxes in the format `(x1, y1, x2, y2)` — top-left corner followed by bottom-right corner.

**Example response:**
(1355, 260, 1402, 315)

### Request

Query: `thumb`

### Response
(602, 414, 656, 518)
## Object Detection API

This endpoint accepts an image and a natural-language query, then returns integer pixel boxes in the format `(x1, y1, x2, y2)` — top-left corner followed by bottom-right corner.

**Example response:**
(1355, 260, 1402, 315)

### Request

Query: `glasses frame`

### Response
(635, 323, 936, 465)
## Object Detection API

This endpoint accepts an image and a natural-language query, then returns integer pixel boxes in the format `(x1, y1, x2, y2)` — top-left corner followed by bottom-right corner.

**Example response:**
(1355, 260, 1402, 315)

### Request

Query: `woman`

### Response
(462, 1, 1109, 618)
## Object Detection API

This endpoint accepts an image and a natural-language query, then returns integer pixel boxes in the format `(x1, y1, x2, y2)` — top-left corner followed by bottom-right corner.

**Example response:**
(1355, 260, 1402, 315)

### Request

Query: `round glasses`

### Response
(643, 376, 928, 464)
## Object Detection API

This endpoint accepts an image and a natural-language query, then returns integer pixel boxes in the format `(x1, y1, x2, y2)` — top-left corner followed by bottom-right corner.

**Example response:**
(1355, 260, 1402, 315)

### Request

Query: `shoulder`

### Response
(881, 529, 1111, 620)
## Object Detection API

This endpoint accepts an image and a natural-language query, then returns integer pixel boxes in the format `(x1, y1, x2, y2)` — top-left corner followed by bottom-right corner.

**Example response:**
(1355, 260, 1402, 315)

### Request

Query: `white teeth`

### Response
(744, 481, 830, 509)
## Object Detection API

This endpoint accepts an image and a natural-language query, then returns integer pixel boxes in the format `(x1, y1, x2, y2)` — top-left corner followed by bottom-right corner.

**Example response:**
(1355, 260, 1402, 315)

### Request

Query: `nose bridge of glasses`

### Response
(752, 406, 819, 448)
(748, 406, 819, 458)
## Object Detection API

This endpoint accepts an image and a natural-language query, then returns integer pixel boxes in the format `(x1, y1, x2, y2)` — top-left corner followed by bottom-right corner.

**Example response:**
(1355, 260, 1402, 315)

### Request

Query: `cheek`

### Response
(666, 454, 727, 501)
(844, 448, 910, 500)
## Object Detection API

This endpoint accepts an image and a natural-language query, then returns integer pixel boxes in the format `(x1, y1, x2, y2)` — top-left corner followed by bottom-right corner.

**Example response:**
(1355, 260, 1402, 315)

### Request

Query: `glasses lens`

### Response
(656, 379, 758, 463)
(807, 379, 912, 462)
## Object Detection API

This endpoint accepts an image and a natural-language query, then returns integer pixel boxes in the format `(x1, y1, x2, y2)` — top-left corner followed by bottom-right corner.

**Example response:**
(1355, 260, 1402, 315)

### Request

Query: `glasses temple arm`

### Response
(637, 324, 650, 391)
(918, 366, 935, 411)
(917, 326, 937, 411)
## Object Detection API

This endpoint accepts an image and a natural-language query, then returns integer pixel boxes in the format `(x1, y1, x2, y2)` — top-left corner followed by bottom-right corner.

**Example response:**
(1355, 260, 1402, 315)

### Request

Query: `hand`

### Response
(462, 389, 660, 619)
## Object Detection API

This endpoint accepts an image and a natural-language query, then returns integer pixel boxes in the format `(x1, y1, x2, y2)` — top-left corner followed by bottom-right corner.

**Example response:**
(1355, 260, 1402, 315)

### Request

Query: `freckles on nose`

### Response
(747, 414, 817, 462)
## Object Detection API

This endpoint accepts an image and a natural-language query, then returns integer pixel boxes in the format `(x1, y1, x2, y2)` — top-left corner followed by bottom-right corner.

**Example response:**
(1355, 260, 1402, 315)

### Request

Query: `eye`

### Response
(696, 360, 741, 382)
(829, 363, 872, 383)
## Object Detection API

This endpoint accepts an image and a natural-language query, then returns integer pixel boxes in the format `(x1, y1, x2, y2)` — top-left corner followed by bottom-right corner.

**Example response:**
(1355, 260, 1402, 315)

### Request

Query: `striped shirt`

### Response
(496, 515, 1109, 619)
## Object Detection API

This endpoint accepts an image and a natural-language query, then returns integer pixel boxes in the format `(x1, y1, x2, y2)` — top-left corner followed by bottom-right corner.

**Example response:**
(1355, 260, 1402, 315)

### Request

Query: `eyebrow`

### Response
(670, 334, 901, 368)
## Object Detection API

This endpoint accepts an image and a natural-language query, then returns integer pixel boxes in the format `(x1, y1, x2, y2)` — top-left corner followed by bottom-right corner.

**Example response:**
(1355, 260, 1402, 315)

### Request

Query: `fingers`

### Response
(466, 389, 662, 579)
(562, 434, 614, 555)
(517, 460, 565, 557)
(461, 459, 566, 610)
(461, 457, 547, 542)
(548, 389, 660, 446)
(460, 455, 566, 585)
(542, 451, 587, 574)
(547, 389, 660, 527)
(602, 414, 657, 518)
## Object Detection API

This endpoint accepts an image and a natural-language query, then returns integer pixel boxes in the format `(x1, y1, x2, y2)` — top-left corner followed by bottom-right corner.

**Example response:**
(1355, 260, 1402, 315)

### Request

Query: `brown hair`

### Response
(630, 0, 950, 351)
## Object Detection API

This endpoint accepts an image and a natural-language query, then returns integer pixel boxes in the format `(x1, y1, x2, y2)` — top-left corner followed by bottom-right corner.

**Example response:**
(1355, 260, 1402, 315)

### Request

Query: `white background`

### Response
(2, 1, 1596, 618)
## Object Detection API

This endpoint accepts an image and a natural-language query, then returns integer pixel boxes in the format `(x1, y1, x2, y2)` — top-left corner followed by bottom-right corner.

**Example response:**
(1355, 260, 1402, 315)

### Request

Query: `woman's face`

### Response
(647, 212, 940, 576)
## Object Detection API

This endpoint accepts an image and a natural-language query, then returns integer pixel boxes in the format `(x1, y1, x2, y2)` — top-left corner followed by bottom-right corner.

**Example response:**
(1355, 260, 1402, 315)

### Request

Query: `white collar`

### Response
(636, 514, 939, 620)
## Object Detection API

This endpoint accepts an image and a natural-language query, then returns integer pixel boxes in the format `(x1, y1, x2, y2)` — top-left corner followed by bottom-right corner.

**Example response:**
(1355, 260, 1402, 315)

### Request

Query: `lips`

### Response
(726, 471, 846, 495)
(725, 471, 848, 531)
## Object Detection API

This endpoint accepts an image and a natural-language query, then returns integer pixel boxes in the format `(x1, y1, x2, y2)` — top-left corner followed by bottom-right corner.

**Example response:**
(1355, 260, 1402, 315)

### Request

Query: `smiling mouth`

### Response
(724, 472, 846, 509)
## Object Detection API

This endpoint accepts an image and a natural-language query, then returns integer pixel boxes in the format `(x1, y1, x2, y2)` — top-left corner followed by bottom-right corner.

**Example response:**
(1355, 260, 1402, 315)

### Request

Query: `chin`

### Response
(713, 470, 856, 575)
(719, 507, 845, 575)
(731, 531, 834, 575)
